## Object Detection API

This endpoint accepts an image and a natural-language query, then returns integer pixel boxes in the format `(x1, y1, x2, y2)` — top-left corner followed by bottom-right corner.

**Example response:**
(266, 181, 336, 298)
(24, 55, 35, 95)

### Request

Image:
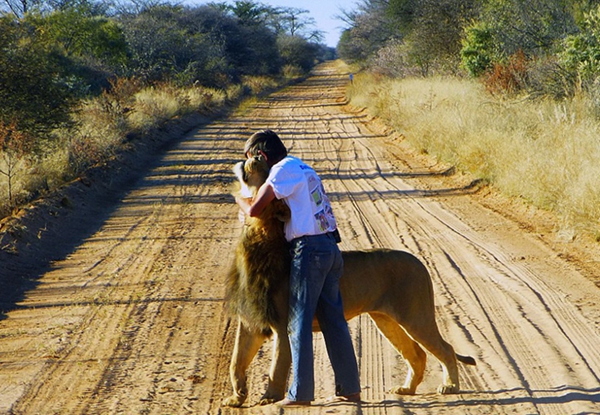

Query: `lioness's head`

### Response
(233, 156, 270, 199)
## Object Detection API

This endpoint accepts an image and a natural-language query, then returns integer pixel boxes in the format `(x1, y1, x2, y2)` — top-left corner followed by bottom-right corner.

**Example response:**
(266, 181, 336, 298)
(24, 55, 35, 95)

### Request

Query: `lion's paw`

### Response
(389, 387, 416, 395)
(437, 384, 459, 394)
(222, 395, 246, 407)
(259, 393, 284, 406)
(258, 397, 276, 406)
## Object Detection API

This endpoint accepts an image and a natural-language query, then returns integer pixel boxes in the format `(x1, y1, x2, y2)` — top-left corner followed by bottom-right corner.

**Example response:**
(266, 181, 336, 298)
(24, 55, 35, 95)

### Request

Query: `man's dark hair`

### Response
(244, 130, 287, 163)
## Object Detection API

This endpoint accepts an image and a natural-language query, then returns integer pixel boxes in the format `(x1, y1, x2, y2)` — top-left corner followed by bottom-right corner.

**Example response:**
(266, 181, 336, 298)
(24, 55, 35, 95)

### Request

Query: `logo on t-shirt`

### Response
(308, 176, 323, 206)
(311, 188, 322, 206)
(315, 211, 329, 232)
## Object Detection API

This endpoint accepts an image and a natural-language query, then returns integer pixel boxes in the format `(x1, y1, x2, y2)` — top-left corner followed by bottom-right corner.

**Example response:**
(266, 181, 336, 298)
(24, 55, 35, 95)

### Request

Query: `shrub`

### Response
(277, 35, 319, 73)
(0, 16, 74, 140)
(483, 50, 529, 95)
(101, 77, 142, 118)
(461, 22, 496, 77)
(241, 76, 280, 95)
(128, 85, 188, 132)
(282, 64, 304, 79)
(526, 56, 579, 99)
(186, 85, 226, 113)
(560, 5, 600, 90)
(476, 0, 577, 59)
(0, 121, 31, 205)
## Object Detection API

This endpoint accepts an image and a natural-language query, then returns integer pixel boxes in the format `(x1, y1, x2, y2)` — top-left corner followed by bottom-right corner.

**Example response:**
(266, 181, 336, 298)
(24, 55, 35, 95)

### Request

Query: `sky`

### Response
(191, 0, 359, 47)
(256, 0, 358, 47)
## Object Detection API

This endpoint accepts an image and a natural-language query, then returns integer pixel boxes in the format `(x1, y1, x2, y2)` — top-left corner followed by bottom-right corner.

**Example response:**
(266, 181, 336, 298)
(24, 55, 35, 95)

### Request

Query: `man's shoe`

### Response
(276, 398, 311, 407)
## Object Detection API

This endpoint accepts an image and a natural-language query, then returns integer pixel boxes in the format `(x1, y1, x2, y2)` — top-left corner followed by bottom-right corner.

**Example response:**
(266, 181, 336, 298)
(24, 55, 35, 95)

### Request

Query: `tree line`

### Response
(338, 0, 600, 98)
(1, 0, 332, 140)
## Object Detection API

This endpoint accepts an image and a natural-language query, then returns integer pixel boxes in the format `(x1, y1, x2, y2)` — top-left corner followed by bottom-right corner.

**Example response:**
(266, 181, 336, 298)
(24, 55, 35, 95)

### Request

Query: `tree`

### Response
(0, 16, 73, 139)
(28, 5, 128, 66)
(387, 0, 477, 75)
(478, 0, 578, 57)
(119, 4, 283, 85)
(269, 6, 323, 42)
(1, 0, 41, 17)
(204, 3, 282, 76)
(222, 0, 271, 25)
(399, 0, 477, 75)
(24, 2, 129, 90)
(337, 0, 393, 63)
(277, 34, 319, 72)
(119, 5, 219, 83)
(387, 0, 418, 32)
(560, 4, 600, 88)
(108, 0, 167, 16)
(461, 21, 495, 76)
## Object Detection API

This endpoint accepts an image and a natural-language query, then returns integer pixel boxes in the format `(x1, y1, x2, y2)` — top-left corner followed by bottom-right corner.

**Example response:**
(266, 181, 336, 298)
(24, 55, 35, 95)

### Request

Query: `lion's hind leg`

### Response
(223, 318, 268, 407)
(369, 312, 427, 395)
(399, 319, 461, 395)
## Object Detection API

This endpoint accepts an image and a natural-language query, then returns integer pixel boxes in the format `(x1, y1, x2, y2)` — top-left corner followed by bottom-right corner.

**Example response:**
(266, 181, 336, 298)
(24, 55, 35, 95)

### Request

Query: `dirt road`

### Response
(1, 62, 600, 414)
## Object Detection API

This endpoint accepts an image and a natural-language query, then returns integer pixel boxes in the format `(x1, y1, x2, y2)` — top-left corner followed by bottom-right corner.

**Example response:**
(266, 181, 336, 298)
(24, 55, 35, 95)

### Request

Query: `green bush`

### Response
(477, 0, 577, 58)
(461, 22, 496, 77)
(560, 5, 600, 89)
(26, 6, 128, 68)
(277, 35, 318, 72)
(0, 16, 73, 140)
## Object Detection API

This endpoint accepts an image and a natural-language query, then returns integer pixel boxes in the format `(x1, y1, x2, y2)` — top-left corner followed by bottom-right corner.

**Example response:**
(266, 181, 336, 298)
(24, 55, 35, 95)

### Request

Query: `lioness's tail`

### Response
(457, 354, 476, 366)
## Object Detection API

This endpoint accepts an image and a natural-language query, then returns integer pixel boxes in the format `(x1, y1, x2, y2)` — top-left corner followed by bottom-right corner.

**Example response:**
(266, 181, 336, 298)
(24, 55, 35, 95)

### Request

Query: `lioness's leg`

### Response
(401, 321, 460, 394)
(259, 326, 291, 405)
(369, 313, 426, 395)
(223, 318, 267, 407)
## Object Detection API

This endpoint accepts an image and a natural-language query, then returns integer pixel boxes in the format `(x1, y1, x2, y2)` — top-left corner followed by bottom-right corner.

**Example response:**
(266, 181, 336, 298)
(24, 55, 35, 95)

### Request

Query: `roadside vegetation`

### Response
(339, 0, 600, 240)
(0, 0, 333, 219)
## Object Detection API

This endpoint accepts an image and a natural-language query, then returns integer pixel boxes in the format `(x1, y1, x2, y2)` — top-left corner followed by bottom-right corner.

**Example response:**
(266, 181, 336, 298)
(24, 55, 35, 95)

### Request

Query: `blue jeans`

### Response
(286, 232, 361, 401)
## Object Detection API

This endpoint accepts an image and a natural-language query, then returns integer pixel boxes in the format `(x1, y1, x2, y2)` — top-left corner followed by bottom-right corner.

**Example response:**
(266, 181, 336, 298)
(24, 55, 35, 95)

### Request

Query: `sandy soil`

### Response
(1, 62, 599, 415)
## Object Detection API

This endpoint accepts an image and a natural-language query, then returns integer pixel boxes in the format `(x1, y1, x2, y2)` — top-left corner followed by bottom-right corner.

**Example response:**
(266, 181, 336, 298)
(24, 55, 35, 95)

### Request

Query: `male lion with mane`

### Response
(223, 156, 476, 407)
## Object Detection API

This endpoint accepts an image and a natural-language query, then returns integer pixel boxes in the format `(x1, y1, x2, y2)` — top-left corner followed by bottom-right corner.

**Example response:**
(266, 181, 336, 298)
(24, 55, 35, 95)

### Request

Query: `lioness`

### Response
(223, 156, 476, 407)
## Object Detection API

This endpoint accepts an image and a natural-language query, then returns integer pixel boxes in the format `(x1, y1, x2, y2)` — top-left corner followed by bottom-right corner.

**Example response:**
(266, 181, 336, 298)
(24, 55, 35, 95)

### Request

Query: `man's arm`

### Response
(235, 182, 276, 218)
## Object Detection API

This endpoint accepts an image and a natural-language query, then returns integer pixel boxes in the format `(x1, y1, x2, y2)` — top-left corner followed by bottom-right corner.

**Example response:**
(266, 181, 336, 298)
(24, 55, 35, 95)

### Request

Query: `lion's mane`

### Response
(225, 158, 291, 333)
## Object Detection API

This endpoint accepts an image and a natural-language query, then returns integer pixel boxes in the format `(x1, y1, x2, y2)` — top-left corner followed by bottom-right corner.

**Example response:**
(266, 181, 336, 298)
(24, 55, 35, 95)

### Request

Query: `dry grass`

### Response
(241, 75, 280, 95)
(187, 86, 226, 111)
(0, 74, 297, 218)
(347, 73, 600, 239)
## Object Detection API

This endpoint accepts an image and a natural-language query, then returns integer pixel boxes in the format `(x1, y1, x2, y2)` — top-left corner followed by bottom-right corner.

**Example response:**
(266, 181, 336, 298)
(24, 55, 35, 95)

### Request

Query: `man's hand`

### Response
(236, 196, 252, 223)
(235, 196, 252, 217)
(235, 184, 276, 218)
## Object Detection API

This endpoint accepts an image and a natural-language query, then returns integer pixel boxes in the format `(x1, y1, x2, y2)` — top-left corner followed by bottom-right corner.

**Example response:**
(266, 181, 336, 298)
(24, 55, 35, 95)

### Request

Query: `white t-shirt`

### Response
(267, 156, 337, 242)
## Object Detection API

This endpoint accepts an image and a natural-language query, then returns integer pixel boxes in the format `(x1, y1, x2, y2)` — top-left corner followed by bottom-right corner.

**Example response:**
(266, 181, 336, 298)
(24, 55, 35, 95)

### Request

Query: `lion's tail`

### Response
(456, 354, 476, 366)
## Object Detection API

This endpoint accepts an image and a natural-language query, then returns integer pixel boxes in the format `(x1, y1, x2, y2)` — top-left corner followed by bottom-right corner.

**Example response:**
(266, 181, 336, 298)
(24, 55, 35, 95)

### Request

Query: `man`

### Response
(235, 130, 361, 406)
